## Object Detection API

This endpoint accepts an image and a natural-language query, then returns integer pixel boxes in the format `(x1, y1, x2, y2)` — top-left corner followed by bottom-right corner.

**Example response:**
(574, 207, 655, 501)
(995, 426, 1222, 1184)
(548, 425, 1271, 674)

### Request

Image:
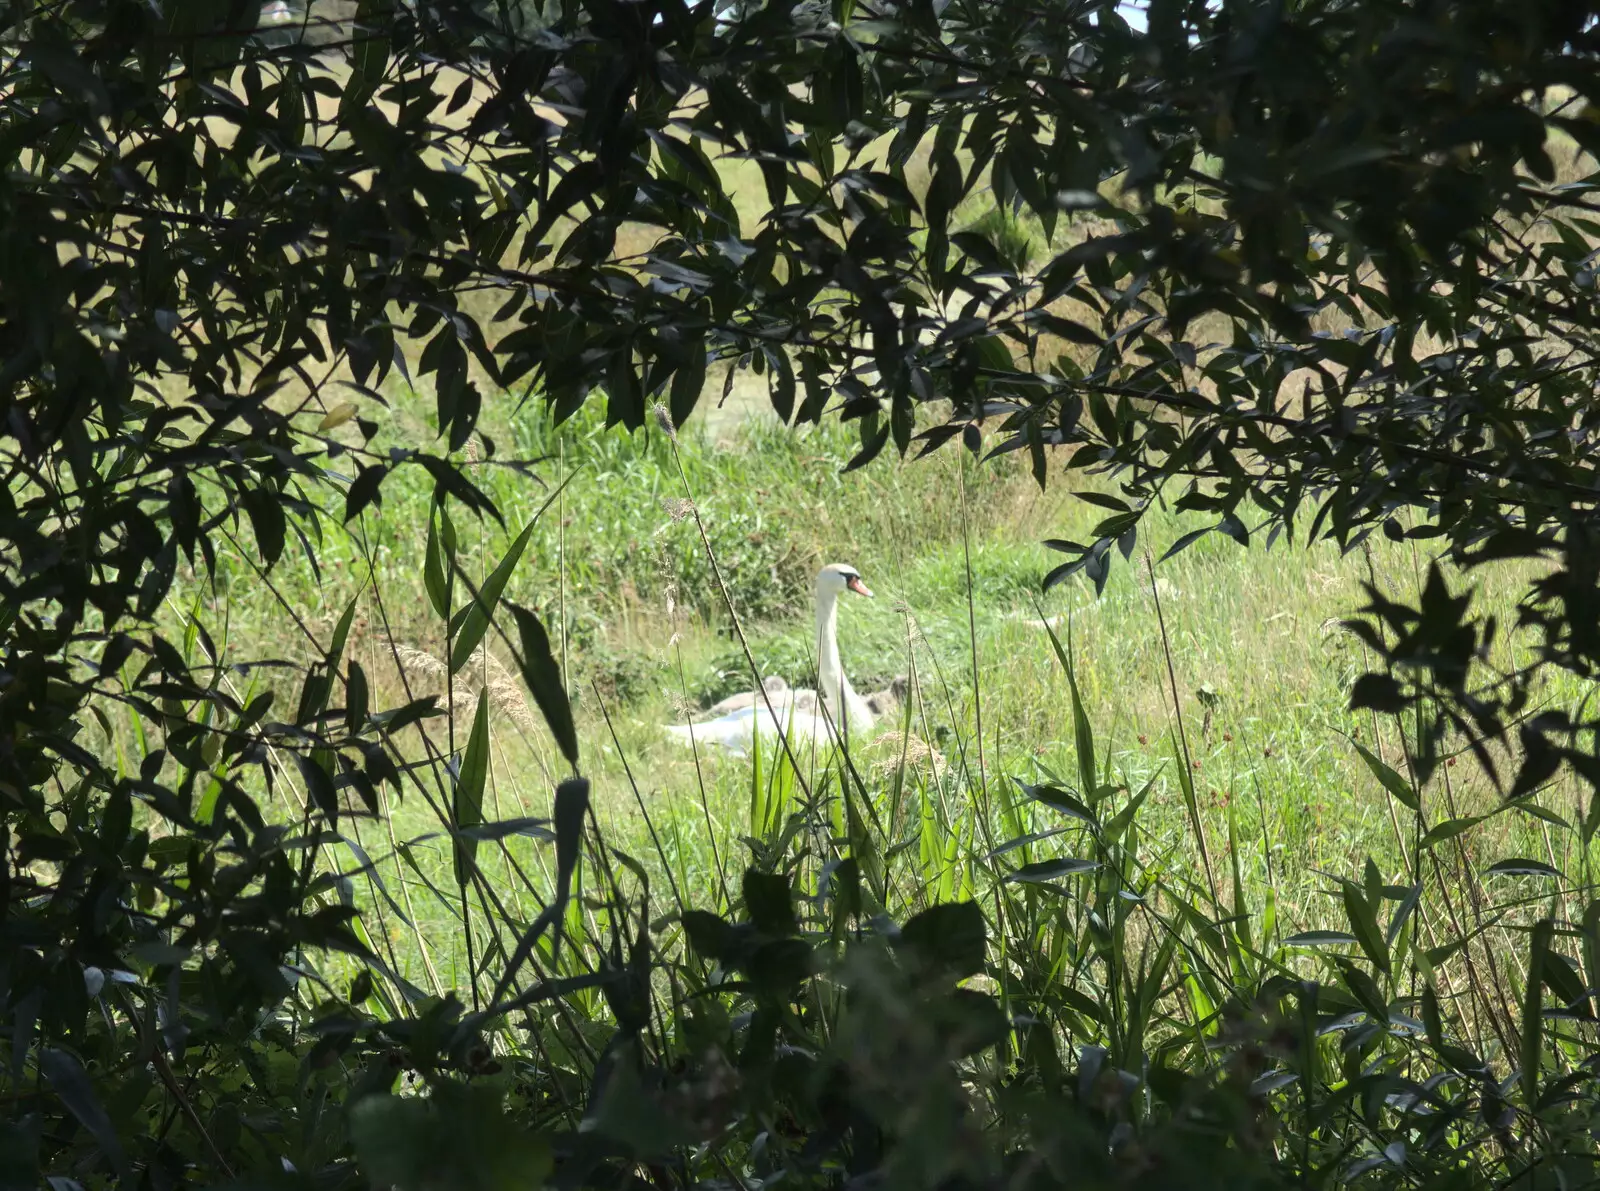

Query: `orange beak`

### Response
(846, 575, 873, 598)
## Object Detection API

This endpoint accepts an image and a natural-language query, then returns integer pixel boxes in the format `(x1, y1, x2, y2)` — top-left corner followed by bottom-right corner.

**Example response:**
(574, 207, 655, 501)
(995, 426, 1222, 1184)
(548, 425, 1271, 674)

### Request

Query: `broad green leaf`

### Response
(897, 900, 986, 980)
(1341, 884, 1390, 975)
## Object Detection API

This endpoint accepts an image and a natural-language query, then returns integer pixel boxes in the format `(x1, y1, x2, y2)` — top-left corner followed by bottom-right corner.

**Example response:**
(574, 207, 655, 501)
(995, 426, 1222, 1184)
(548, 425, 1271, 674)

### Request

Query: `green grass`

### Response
(45, 67, 1600, 1191)
(135, 376, 1597, 1000)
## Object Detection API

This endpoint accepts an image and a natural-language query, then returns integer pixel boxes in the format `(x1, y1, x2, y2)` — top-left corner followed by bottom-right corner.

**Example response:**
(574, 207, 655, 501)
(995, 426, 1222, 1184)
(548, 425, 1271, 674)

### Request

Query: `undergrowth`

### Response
(22, 395, 1600, 1191)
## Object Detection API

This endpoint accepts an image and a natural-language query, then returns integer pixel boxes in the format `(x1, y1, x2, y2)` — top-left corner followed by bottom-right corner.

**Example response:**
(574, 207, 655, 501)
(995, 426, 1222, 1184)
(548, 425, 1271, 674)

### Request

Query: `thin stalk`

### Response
(957, 454, 987, 802)
(673, 639, 733, 913)
(1145, 551, 1218, 899)
(592, 678, 687, 916)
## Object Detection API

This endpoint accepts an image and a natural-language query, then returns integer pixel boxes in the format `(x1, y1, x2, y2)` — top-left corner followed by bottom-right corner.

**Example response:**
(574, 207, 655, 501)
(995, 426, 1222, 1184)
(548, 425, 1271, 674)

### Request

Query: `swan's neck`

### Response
(816, 584, 870, 729)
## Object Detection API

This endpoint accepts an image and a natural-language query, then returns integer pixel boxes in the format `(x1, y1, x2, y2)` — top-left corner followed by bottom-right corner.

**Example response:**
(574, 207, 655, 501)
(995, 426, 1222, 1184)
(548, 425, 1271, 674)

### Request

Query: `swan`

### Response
(705, 674, 791, 716)
(665, 563, 876, 755)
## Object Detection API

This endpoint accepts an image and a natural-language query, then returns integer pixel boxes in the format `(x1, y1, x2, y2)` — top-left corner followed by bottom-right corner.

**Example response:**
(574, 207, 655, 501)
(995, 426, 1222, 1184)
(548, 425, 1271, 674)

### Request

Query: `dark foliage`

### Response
(5, 0, 1600, 1187)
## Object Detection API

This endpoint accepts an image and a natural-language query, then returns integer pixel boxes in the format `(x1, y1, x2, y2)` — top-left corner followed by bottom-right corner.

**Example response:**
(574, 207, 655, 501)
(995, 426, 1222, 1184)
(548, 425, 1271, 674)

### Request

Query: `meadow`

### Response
(18, 6, 1600, 1185)
(148, 376, 1594, 1016)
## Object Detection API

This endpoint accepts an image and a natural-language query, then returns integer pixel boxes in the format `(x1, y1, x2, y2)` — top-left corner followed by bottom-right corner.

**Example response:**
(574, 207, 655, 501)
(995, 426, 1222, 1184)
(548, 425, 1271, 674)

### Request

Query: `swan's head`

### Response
(817, 562, 873, 600)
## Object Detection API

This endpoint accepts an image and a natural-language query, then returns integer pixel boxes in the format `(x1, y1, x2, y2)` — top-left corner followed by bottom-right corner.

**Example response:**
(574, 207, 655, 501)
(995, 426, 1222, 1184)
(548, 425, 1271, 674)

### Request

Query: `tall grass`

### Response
(385, 452, 1600, 1183)
(89, 373, 1600, 1188)
(144, 380, 1595, 966)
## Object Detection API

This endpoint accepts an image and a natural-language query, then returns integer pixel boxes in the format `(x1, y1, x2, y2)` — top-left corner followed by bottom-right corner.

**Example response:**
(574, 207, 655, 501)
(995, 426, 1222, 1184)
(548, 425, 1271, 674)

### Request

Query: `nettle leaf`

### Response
(1350, 673, 1408, 716)
(896, 901, 987, 980)
(741, 869, 797, 936)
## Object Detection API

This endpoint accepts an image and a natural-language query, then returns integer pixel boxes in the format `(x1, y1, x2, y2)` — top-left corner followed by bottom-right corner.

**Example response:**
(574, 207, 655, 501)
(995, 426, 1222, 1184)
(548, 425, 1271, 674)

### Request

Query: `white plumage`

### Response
(665, 563, 877, 755)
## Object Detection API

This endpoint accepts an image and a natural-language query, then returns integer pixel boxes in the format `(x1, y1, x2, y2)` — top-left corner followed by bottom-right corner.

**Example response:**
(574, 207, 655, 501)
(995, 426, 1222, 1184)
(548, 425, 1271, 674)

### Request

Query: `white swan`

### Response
(705, 674, 791, 716)
(665, 563, 876, 755)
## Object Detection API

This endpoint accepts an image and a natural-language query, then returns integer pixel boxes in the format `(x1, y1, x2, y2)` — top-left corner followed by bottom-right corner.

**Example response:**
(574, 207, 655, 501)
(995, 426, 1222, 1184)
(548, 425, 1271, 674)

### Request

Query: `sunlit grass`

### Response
(130, 373, 1599, 1000)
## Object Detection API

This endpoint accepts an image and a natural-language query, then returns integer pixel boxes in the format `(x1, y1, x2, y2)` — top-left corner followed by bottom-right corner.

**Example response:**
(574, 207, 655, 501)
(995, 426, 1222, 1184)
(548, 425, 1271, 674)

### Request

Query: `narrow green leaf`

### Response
(1485, 858, 1563, 879)
(1334, 958, 1389, 1020)
(1424, 910, 1507, 967)
(1225, 798, 1252, 976)
(1105, 769, 1159, 841)
(1583, 900, 1600, 1021)
(1585, 790, 1600, 844)
(1036, 611, 1096, 800)
(39, 1049, 130, 1181)
(1421, 815, 1485, 848)
(1386, 882, 1422, 948)
(1341, 884, 1390, 975)
(450, 519, 537, 675)
(1350, 739, 1419, 812)
(1015, 778, 1097, 829)
(457, 817, 554, 843)
(672, 341, 708, 430)
(1285, 930, 1359, 948)
(345, 660, 369, 733)
(1006, 858, 1099, 883)
(1523, 920, 1551, 1106)
(1511, 799, 1569, 831)
(424, 505, 451, 620)
(298, 752, 339, 822)
(509, 603, 579, 769)
(452, 691, 491, 886)
(327, 589, 361, 671)
(490, 777, 589, 1006)
(243, 487, 286, 567)
(1158, 523, 1216, 563)
(1421, 980, 1444, 1048)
